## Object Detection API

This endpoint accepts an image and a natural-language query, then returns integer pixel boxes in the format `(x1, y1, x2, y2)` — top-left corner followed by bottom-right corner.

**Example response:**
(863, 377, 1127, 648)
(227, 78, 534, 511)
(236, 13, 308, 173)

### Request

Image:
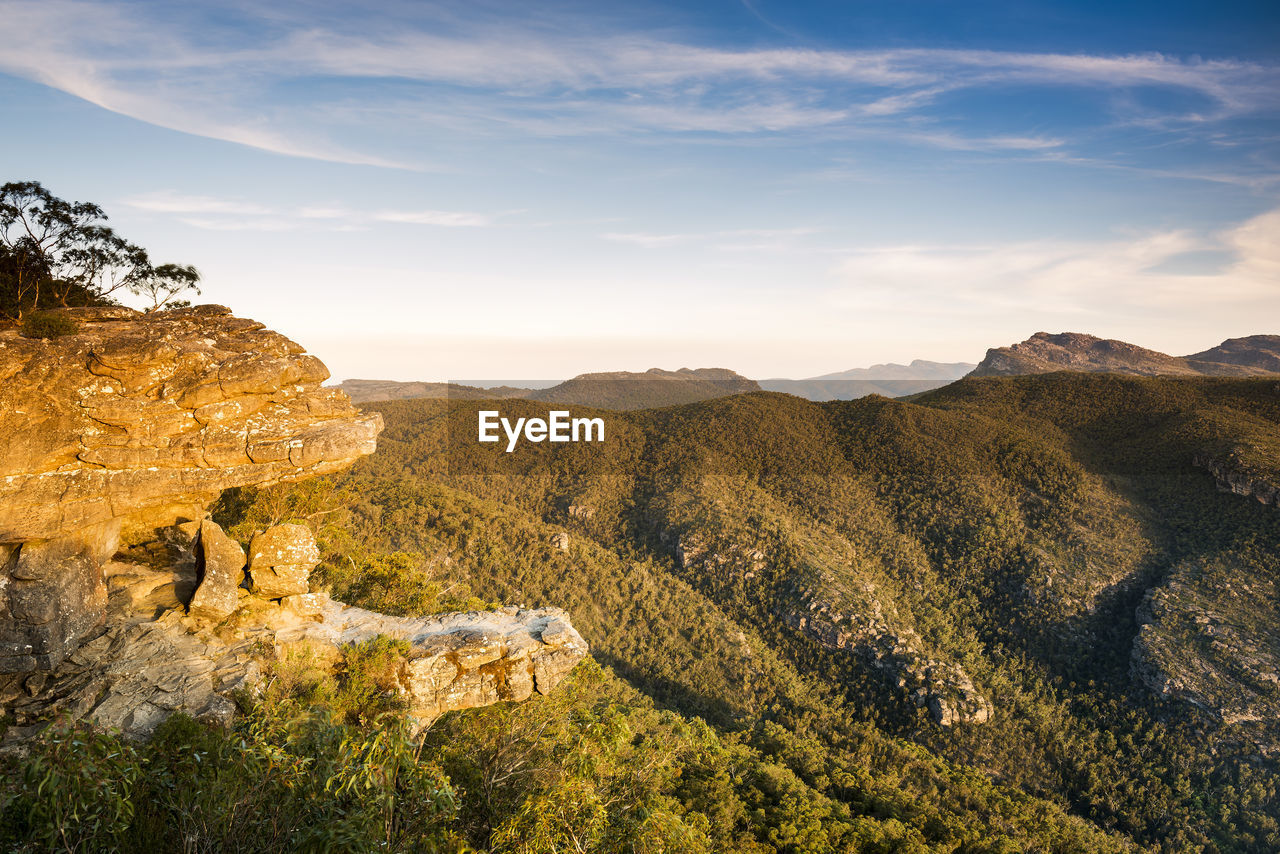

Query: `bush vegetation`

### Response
(19, 310, 77, 338)
(1, 180, 201, 321)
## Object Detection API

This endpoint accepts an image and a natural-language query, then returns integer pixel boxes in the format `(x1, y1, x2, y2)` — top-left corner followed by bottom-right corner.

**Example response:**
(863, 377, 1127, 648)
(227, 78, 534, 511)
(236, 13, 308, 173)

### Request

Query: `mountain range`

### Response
(335, 333, 1280, 411)
(315, 369, 1280, 850)
(759, 359, 975, 399)
(8, 310, 1280, 850)
(336, 367, 760, 409)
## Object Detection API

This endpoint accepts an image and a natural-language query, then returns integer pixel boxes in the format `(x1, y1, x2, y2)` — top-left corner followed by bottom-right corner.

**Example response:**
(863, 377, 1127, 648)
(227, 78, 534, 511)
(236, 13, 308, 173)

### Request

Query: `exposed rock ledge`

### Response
(1, 585, 586, 744)
(1129, 557, 1280, 757)
(0, 305, 381, 672)
(674, 532, 992, 726)
(1194, 450, 1280, 508)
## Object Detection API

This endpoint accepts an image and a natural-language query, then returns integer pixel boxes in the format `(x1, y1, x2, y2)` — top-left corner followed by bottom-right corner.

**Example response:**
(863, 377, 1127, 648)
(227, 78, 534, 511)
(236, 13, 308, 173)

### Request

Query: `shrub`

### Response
(0, 720, 142, 852)
(19, 311, 77, 339)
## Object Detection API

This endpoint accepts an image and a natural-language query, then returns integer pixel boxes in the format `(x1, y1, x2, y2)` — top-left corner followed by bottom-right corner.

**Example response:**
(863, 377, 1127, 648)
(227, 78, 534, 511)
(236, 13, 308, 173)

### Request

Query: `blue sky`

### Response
(1, 0, 1277, 380)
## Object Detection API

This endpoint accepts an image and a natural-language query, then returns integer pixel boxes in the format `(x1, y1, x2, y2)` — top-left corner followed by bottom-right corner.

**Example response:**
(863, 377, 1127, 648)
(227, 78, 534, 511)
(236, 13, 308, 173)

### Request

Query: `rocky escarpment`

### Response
(0, 305, 588, 742)
(1130, 556, 1280, 756)
(0, 306, 380, 672)
(1132, 442, 1280, 754)
(2, 548, 585, 743)
(1194, 449, 1280, 508)
(674, 532, 992, 726)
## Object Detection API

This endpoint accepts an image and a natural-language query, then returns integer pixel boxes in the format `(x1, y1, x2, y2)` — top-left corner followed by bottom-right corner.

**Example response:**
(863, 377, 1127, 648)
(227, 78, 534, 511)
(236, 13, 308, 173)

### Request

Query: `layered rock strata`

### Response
(0, 306, 382, 672)
(0, 306, 588, 742)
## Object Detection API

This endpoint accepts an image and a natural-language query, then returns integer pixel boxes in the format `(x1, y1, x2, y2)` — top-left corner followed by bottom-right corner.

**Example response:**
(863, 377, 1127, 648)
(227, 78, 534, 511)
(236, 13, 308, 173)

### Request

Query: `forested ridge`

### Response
(5, 373, 1278, 851)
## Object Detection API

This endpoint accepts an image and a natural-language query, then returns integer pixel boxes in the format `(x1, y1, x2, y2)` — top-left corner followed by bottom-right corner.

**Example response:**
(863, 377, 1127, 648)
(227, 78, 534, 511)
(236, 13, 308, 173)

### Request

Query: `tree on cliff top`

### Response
(0, 180, 202, 321)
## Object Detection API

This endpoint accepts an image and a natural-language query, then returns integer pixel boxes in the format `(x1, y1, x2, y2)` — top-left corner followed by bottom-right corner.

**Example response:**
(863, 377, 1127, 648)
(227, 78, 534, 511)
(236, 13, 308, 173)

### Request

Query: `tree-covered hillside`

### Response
(7, 373, 1276, 851)
(340, 374, 1279, 850)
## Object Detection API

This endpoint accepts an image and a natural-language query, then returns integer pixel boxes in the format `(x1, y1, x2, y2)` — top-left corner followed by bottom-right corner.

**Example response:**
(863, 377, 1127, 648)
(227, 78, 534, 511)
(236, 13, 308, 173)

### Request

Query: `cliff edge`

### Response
(0, 305, 381, 672)
(0, 306, 587, 741)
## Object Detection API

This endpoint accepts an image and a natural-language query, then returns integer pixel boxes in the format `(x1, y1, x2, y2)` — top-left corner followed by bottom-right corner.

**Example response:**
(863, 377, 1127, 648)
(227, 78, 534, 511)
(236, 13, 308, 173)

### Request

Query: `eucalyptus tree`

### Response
(0, 180, 201, 319)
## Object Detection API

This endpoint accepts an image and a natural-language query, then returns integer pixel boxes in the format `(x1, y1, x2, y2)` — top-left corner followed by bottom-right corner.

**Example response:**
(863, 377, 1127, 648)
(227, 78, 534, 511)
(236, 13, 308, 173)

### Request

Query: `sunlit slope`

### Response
(348, 375, 1280, 848)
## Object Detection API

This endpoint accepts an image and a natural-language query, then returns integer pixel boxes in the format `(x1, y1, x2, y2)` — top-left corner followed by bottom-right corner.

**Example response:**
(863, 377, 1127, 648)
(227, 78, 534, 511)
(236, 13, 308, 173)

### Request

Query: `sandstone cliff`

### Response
(0, 305, 588, 742)
(0, 305, 381, 672)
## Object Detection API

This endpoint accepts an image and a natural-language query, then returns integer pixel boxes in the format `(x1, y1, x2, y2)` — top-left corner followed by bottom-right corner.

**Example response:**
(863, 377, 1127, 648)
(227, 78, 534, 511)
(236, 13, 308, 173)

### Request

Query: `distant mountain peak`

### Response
(970, 332, 1280, 378)
(533, 367, 759, 409)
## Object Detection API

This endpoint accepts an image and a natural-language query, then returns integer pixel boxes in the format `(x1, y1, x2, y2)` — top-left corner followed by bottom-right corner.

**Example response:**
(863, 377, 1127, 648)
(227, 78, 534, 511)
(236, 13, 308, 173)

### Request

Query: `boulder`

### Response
(248, 524, 320, 598)
(188, 521, 245, 622)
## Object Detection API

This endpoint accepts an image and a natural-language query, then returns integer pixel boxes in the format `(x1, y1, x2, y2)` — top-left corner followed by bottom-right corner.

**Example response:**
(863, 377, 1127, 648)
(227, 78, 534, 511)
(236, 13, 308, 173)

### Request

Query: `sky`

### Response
(1, 0, 1277, 381)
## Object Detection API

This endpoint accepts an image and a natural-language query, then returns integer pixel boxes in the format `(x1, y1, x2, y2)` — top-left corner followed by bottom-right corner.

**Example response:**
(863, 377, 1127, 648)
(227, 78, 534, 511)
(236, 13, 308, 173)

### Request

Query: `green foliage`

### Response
(19, 310, 78, 338)
(336, 375, 1279, 850)
(0, 720, 142, 853)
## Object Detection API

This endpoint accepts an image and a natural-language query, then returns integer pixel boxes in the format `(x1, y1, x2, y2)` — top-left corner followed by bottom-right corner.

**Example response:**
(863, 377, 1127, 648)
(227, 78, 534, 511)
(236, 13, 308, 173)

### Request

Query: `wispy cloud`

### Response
(122, 192, 493, 230)
(1, 0, 1276, 171)
(603, 227, 818, 250)
(602, 232, 690, 248)
(124, 191, 273, 216)
(830, 208, 1280, 318)
(373, 210, 491, 227)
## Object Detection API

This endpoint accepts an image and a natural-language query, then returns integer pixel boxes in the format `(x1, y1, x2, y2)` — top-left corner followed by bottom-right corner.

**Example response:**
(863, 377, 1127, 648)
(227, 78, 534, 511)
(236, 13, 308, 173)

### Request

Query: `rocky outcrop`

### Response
(1194, 450, 1280, 508)
(0, 578, 587, 742)
(969, 331, 1280, 379)
(0, 305, 589, 745)
(675, 532, 992, 726)
(1131, 557, 1280, 756)
(303, 600, 586, 724)
(0, 305, 381, 672)
(782, 583, 994, 726)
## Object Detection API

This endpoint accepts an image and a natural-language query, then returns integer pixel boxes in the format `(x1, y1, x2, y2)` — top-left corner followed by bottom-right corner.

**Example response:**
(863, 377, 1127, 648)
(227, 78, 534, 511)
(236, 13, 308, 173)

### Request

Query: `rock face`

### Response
(1130, 556, 1280, 756)
(969, 332, 1280, 379)
(299, 600, 587, 724)
(1195, 450, 1280, 508)
(0, 304, 588, 744)
(0, 305, 382, 672)
(675, 532, 993, 726)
